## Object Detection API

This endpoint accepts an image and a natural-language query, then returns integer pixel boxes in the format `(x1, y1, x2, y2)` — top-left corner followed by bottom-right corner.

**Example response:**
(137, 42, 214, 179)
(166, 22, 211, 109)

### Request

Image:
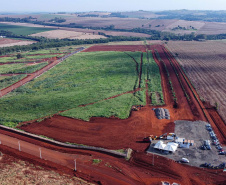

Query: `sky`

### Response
(1, 0, 226, 12)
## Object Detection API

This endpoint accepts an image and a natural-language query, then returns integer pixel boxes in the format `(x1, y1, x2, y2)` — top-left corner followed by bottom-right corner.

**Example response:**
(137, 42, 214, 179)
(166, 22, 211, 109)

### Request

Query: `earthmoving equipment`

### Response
(159, 133, 168, 140)
(132, 105, 143, 111)
(143, 135, 158, 143)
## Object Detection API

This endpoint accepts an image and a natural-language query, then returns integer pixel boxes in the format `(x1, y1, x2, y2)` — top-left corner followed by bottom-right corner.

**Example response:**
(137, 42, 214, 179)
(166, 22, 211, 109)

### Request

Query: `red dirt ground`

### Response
(20, 44, 204, 151)
(4, 44, 225, 184)
(1, 129, 225, 185)
(83, 45, 147, 52)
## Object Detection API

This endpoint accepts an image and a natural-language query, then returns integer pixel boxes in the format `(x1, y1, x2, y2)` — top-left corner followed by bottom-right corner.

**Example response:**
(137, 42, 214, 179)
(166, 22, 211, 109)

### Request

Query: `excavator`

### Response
(143, 133, 170, 143)
(143, 135, 158, 143)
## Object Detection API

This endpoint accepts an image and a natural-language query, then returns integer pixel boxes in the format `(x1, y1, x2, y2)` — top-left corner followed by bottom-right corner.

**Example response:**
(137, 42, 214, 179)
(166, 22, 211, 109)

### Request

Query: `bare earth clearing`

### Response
(0, 38, 36, 48)
(167, 41, 226, 125)
(30, 30, 106, 39)
(0, 149, 91, 185)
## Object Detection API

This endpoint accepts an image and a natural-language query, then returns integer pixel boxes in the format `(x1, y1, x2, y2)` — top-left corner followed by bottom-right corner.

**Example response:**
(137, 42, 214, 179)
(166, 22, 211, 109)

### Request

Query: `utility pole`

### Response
(74, 159, 77, 171)
(18, 141, 21, 151)
(39, 148, 42, 159)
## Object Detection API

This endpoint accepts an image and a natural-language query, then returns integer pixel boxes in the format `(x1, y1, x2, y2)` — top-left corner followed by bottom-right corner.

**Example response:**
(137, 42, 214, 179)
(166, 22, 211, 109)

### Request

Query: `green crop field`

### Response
(0, 62, 48, 74)
(142, 51, 164, 105)
(0, 23, 55, 35)
(0, 75, 27, 90)
(0, 49, 164, 126)
(0, 51, 145, 126)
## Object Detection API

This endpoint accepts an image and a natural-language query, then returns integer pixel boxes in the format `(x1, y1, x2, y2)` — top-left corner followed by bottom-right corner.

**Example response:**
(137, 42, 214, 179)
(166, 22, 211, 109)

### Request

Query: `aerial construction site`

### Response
(0, 42, 225, 185)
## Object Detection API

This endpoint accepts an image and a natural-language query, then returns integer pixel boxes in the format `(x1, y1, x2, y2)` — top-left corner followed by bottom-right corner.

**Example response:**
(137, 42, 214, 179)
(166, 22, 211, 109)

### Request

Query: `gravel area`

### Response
(147, 120, 226, 167)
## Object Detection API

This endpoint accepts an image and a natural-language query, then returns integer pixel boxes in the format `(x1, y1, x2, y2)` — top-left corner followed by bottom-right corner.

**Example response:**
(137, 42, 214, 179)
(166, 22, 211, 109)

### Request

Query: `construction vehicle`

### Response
(159, 133, 168, 140)
(143, 133, 176, 143)
(131, 105, 144, 111)
(143, 135, 158, 143)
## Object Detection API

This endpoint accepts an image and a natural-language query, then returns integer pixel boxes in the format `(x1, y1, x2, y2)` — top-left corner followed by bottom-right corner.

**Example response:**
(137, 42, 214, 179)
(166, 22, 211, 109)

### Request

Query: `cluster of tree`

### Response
(77, 14, 99, 17)
(109, 13, 128, 18)
(48, 17, 66, 23)
(155, 10, 226, 23)
(0, 34, 144, 56)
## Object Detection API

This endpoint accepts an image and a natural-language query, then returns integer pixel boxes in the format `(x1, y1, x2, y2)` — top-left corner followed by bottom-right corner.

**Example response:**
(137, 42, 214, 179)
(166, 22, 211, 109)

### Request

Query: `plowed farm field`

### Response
(167, 41, 226, 143)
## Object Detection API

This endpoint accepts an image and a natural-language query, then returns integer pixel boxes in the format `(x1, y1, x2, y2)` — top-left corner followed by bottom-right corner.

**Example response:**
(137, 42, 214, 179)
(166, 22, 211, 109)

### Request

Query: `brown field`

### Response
(0, 22, 150, 38)
(197, 22, 226, 35)
(30, 30, 106, 39)
(163, 20, 205, 34)
(0, 38, 36, 47)
(167, 40, 226, 127)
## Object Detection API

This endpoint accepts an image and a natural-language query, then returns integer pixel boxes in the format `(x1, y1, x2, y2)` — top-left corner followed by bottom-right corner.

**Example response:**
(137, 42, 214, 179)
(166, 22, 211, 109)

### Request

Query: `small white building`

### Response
(154, 141, 166, 150)
(164, 142, 178, 152)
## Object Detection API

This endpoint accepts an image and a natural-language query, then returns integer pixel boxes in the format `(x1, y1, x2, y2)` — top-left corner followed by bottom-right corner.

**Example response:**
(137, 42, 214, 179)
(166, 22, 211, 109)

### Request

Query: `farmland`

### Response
(0, 51, 144, 125)
(0, 43, 225, 185)
(30, 30, 107, 40)
(167, 41, 226, 123)
(0, 23, 54, 35)
(0, 62, 48, 74)
(0, 38, 35, 48)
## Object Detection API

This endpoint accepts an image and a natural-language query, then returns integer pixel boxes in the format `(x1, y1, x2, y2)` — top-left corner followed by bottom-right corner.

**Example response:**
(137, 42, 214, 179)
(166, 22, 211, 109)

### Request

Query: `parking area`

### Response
(147, 120, 226, 167)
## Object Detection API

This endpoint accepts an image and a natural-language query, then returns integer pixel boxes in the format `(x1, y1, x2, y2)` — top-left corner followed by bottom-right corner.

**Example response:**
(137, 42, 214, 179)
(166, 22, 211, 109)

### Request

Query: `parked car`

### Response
(206, 145, 211, 150)
(218, 163, 226, 169)
(219, 151, 226, 155)
(200, 145, 207, 150)
(213, 139, 219, 145)
(216, 145, 223, 150)
(181, 158, 189, 163)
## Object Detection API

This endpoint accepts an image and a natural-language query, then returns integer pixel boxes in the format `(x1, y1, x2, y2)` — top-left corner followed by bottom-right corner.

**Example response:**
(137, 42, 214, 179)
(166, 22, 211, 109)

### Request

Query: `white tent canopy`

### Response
(154, 141, 166, 150)
(164, 142, 178, 152)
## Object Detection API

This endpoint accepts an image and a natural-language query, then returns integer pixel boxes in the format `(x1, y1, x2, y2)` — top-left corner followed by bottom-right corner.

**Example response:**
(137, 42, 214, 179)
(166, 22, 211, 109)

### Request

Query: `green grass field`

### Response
(142, 51, 164, 105)
(0, 75, 26, 90)
(0, 62, 48, 74)
(0, 51, 144, 125)
(0, 23, 55, 35)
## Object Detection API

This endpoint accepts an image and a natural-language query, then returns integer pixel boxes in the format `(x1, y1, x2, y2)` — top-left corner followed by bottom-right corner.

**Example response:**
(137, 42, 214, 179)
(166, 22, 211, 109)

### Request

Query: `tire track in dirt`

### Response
(163, 45, 226, 144)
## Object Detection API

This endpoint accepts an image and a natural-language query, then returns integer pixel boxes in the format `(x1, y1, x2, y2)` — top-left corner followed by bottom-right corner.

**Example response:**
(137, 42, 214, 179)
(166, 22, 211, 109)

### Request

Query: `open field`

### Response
(167, 41, 226, 126)
(0, 62, 48, 74)
(0, 22, 151, 38)
(0, 51, 143, 125)
(30, 30, 107, 39)
(0, 23, 55, 35)
(0, 75, 26, 90)
(0, 38, 35, 48)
